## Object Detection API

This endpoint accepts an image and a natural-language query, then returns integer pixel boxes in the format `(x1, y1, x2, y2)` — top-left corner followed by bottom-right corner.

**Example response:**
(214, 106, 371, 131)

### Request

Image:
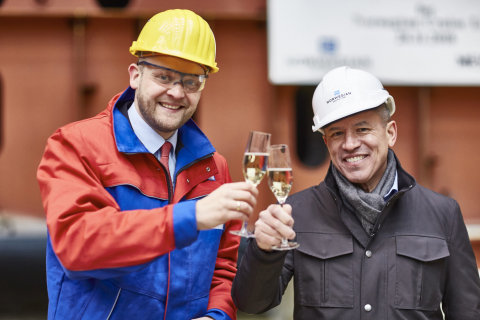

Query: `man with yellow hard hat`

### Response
(37, 9, 256, 320)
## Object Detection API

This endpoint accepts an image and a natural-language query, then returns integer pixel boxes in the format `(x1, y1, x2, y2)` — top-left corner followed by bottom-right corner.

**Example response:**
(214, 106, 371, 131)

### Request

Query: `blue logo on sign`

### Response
(334, 90, 340, 96)
(319, 37, 337, 54)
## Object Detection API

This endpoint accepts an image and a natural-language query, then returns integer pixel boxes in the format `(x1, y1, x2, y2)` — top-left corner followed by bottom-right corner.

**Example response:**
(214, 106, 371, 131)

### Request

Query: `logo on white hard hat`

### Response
(326, 90, 351, 104)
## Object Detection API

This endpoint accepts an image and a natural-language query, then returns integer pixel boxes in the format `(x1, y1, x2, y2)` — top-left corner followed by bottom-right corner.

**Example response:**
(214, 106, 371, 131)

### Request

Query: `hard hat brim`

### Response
(130, 46, 219, 73)
(313, 95, 395, 134)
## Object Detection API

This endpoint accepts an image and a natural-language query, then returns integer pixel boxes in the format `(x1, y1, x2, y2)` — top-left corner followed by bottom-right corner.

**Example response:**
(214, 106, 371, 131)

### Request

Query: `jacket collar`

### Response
(323, 150, 416, 246)
(111, 87, 216, 171)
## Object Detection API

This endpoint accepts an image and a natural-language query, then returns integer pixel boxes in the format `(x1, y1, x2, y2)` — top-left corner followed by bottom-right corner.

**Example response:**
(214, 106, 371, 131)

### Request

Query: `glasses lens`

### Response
(139, 61, 206, 93)
(183, 75, 206, 93)
(150, 68, 179, 85)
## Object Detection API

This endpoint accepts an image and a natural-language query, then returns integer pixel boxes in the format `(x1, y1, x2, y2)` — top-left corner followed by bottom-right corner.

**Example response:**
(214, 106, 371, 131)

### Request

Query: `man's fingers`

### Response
(229, 190, 257, 208)
(269, 205, 294, 227)
(229, 199, 254, 220)
(214, 183, 258, 207)
(255, 219, 283, 240)
(196, 181, 261, 230)
(224, 209, 250, 223)
(255, 227, 282, 251)
(260, 208, 296, 239)
(221, 181, 259, 196)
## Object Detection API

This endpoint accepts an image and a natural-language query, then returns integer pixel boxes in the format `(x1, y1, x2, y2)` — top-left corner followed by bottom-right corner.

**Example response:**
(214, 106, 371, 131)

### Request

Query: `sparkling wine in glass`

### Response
(230, 131, 271, 238)
(268, 144, 299, 250)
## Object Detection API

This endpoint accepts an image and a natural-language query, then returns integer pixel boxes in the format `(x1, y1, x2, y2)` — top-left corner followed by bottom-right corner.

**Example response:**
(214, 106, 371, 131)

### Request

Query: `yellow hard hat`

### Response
(130, 9, 219, 73)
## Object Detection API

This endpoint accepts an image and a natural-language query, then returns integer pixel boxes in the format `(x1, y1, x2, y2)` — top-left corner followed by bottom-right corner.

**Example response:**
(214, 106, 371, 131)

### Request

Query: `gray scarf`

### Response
(332, 149, 397, 236)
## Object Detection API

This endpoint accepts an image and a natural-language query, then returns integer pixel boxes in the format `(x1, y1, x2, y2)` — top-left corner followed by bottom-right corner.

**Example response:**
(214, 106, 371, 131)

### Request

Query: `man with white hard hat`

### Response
(232, 66, 480, 319)
(38, 9, 257, 320)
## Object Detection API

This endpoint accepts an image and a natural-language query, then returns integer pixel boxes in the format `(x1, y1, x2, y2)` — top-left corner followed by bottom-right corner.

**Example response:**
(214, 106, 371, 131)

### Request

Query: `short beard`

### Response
(135, 83, 195, 135)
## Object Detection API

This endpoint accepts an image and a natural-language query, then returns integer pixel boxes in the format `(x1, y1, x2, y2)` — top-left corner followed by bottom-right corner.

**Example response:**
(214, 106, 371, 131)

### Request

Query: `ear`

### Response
(386, 120, 397, 148)
(128, 63, 141, 89)
(322, 134, 328, 147)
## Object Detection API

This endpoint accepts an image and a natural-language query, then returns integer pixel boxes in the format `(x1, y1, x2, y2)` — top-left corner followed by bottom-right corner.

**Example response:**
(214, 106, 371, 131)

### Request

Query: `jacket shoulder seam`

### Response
(447, 201, 461, 243)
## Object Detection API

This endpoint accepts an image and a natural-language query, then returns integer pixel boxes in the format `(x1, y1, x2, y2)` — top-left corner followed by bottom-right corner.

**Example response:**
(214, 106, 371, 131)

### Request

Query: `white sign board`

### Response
(267, 0, 480, 85)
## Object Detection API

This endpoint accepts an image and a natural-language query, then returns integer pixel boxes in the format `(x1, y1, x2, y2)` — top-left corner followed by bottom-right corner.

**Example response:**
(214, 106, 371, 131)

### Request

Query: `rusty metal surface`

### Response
(0, 0, 267, 19)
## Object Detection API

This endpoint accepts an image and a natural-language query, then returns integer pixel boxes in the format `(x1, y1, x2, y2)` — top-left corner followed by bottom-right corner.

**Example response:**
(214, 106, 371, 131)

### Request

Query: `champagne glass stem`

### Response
(279, 202, 289, 247)
(240, 221, 248, 235)
(271, 200, 299, 250)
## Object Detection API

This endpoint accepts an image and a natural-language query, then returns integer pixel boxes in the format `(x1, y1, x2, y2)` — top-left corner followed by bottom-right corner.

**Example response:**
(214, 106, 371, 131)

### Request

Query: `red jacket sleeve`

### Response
(38, 126, 185, 274)
(206, 158, 242, 320)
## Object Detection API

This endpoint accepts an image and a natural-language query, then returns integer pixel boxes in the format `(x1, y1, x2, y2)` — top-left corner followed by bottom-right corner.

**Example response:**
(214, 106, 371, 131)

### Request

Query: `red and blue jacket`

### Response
(37, 87, 241, 320)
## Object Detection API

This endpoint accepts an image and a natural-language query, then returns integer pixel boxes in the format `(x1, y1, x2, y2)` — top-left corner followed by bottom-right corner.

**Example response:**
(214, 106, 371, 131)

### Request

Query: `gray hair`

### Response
(373, 103, 391, 128)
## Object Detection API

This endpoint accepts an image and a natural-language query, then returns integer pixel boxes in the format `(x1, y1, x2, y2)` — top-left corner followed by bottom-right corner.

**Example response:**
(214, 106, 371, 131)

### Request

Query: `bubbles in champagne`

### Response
(243, 152, 269, 186)
(267, 168, 293, 204)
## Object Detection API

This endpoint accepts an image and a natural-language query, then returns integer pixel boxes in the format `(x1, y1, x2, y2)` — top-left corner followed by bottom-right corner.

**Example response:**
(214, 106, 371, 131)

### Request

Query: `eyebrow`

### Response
(326, 121, 371, 132)
(326, 126, 341, 133)
(353, 121, 370, 126)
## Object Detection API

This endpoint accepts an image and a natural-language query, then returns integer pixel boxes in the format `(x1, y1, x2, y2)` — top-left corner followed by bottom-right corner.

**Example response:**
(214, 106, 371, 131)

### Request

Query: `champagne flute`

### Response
(267, 144, 299, 250)
(230, 131, 271, 238)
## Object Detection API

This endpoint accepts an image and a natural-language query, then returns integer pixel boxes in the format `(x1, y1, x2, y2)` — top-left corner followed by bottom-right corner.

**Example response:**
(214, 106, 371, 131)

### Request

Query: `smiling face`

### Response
(323, 108, 397, 192)
(128, 55, 205, 139)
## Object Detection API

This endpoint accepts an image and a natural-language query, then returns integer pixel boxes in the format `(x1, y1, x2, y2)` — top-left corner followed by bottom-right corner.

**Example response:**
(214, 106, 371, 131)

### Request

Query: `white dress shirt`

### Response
(128, 103, 178, 188)
(384, 170, 398, 201)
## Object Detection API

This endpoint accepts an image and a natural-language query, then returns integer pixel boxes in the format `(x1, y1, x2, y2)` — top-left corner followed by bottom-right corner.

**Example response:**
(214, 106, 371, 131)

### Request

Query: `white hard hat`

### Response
(312, 66, 395, 134)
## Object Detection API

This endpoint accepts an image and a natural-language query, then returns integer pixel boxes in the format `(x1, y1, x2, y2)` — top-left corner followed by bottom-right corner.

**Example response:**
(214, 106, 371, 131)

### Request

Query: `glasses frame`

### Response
(137, 61, 209, 93)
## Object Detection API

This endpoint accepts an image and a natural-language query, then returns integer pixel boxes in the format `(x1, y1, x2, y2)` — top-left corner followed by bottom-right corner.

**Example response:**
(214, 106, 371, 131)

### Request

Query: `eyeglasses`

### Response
(137, 61, 208, 93)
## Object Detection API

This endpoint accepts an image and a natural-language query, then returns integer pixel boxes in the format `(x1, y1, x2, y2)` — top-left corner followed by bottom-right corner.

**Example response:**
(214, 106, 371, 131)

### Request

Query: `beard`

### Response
(135, 84, 197, 135)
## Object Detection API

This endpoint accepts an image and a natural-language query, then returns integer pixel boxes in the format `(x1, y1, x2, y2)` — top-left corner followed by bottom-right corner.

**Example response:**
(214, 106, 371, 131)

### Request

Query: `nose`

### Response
(342, 131, 361, 151)
(166, 83, 186, 99)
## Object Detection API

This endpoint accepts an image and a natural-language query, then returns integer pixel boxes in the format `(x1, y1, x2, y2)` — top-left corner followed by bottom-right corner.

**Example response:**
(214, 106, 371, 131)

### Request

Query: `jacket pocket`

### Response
(295, 233, 354, 308)
(395, 235, 449, 311)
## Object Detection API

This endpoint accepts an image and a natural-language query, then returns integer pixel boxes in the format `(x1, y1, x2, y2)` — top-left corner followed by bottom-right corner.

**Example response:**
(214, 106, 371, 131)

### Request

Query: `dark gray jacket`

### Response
(232, 156, 480, 319)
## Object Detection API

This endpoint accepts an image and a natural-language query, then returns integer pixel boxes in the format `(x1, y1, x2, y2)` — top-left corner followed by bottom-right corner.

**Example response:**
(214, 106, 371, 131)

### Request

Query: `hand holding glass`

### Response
(230, 131, 271, 238)
(267, 144, 299, 250)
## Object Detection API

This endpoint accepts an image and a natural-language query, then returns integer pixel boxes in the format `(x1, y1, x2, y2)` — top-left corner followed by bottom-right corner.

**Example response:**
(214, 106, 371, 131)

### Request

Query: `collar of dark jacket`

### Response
(324, 149, 416, 200)
(323, 150, 416, 245)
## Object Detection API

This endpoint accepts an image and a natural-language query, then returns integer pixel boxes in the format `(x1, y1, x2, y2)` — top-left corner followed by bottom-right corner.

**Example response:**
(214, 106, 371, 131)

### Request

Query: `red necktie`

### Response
(160, 141, 173, 200)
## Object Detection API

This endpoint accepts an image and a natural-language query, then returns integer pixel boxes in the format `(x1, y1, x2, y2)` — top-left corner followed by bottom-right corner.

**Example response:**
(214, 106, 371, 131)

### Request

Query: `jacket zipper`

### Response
(149, 153, 173, 203)
(125, 151, 214, 202)
(105, 288, 121, 320)
(164, 164, 173, 203)
(114, 152, 214, 320)
(327, 185, 411, 249)
(153, 152, 214, 202)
